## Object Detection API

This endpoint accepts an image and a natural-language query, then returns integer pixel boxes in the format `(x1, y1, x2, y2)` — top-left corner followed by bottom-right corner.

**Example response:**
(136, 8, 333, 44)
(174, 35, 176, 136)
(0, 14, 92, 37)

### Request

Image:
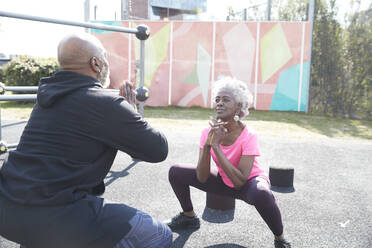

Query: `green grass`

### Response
(1, 103, 371, 141)
(145, 106, 372, 141)
(0, 101, 35, 120)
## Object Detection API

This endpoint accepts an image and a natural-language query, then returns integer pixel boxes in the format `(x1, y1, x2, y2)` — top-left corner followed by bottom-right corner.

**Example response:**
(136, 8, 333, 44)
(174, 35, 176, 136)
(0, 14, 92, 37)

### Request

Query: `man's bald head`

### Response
(57, 33, 106, 71)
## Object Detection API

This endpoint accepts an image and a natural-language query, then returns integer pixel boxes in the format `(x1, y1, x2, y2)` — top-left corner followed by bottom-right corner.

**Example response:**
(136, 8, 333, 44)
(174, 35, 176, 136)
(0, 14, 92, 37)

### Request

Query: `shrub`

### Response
(0, 65, 5, 84)
(3, 55, 59, 87)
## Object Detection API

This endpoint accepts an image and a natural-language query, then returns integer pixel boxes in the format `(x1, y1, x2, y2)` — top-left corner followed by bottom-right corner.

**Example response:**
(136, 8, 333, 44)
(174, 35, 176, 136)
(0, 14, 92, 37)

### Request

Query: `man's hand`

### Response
(119, 80, 137, 111)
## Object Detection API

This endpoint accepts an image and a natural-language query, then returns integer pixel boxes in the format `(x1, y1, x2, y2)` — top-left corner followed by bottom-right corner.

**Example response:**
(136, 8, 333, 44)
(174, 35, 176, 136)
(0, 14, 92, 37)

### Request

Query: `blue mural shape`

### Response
(270, 62, 309, 111)
(90, 21, 122, 34)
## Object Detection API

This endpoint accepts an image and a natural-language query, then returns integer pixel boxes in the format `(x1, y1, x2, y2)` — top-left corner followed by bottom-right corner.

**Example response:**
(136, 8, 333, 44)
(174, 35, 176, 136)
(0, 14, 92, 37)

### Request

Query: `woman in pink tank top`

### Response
(166, 77, 291, 248)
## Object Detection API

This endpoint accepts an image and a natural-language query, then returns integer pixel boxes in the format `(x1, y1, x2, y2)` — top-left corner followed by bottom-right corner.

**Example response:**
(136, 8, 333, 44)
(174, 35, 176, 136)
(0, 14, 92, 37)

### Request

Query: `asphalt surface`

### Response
(0, 119, 371, 248)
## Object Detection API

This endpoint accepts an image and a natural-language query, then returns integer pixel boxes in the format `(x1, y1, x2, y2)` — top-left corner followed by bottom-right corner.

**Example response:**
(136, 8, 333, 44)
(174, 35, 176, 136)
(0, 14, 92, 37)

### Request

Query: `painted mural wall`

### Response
(92, 21, 311, 112)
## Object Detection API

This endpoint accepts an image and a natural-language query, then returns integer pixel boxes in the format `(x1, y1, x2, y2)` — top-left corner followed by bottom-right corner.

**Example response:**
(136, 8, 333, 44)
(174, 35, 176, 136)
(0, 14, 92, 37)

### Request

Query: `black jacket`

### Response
(0, 70, 168, 206)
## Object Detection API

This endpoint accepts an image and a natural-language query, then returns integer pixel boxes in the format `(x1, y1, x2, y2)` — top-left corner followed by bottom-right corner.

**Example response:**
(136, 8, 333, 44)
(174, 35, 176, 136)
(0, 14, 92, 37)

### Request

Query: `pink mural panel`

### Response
(93, 20, 312, 112)
(213, 22, 258, 107)
(94, 22, 131, 89)
(255, 22, 309, 110)
(170, 22, 213, 108)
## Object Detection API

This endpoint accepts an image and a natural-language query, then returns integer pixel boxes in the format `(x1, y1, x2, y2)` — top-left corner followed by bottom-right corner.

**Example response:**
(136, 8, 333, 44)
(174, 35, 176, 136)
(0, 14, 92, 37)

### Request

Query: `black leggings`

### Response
(168, 164, 284, 236)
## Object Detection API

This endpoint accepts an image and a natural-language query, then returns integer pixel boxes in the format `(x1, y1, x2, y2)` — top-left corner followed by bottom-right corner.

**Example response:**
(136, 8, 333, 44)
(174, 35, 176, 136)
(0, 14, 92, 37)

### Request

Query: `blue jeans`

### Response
(114, 210, 172, 248)
(20, 210, 172, 248)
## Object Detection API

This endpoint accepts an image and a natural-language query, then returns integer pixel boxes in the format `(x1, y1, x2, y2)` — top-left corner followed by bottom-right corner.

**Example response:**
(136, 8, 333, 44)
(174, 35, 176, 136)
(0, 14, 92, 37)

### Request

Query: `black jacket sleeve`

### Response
(98, 97, 168, 163)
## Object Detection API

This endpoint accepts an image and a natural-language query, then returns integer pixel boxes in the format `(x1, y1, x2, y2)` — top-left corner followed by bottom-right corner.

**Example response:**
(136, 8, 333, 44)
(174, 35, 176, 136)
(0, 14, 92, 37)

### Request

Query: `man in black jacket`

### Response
(0, 33, 171, 248)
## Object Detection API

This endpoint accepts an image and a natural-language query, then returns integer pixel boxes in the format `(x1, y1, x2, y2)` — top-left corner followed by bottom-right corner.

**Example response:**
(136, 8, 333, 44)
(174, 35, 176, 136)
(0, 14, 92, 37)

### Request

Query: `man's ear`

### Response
(90, 57, 101, 73)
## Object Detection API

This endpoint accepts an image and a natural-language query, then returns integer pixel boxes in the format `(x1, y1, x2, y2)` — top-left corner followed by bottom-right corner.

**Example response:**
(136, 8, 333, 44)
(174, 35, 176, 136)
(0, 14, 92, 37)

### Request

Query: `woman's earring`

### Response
(234, 115, 240, 121)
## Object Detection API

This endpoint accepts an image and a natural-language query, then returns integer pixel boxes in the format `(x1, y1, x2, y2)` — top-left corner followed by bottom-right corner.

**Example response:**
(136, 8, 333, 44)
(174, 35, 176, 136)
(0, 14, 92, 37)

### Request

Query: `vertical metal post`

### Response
(266, 0, 272, 21)
(168, 22, 174, 106)
(167, 0, 170, 19)
(306, 0, 315, 112)
(298, 22, 306, 112)
(84, 0, 90, 32)
(121, 0, 128, 20)
(0, 103, 2, 141)
(139, 39, 145, 117)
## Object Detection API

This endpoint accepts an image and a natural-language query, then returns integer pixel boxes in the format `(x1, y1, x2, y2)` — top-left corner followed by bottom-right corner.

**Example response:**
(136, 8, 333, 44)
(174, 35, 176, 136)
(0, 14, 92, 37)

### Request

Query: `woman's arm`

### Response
(196, 131, 213, 183)
(210, 125, 254, 189)
(212, 144, 254, 189)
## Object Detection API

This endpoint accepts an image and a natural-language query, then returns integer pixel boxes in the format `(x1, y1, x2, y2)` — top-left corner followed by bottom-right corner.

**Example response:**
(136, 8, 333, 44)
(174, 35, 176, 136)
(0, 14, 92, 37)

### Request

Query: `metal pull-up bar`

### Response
(0, 10, 150, 116)
(0, 10, 149, 39)
(0, 10, 150, 153)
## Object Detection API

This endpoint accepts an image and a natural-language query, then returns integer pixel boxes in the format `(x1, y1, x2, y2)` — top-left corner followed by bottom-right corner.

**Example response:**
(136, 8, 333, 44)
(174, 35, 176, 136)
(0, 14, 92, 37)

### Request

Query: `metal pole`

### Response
(306, 0, 315, 112)
(167, 0, 170, 19)
(84, 0, 90, 32)
(243, 8, 247, 21)
(0, 103, 2, 141)
(0, 95, 37, 101)
(266, 0, 272, 21)
(138, 40, 145, 117)
(7, 144, 18, 149)
(4, 86, 38, 92)
(0, 10, 138, 34)
(121, 0, 128, 20)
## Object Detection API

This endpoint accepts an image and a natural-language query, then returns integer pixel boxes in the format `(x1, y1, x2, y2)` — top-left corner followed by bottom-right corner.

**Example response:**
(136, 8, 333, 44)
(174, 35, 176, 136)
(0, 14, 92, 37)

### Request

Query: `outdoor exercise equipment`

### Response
(269, 166, 294, 188)
(0, 84, 38, 154)
(0, 141, 7, 154)
(0, 10, 152, 154)
(206, 192, 235, 211)
(135, 86, 149, 102)
(0, 10, 150, 115)
(135, 24, 150, 40)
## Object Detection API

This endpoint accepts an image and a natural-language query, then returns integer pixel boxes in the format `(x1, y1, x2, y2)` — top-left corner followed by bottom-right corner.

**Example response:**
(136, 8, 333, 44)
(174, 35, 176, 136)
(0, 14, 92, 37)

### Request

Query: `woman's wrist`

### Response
(211, 143, 220, 151)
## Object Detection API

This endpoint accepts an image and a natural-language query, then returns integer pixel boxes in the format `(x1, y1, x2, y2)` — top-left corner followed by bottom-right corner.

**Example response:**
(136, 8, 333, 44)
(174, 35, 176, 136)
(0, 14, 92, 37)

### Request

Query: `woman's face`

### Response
(214, 90, 239, 121)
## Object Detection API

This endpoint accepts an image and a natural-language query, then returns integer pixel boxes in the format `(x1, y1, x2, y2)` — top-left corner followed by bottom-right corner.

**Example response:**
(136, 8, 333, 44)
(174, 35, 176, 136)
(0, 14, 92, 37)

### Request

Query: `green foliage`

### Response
(309, 0, 347, 116)
(276, 0, 371, 119)
(3, 55, 59, 87)
(344, 8, 372, 117)
(0, 65, 5, 84)
(278, 0, 310, 21)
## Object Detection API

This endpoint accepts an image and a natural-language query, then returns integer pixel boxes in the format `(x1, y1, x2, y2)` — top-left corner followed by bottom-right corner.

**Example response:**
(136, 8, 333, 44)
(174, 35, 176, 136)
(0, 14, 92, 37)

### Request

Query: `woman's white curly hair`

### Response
(212, 77, 253, 119)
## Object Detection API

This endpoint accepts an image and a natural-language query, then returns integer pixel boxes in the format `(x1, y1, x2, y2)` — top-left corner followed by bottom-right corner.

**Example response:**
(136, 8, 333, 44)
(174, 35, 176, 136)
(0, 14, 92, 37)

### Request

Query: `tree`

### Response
(275, 0, 371, 119)
(344, 6, 372, 118)
(309, 0, 347, 116)
(278, 0, 310, 21)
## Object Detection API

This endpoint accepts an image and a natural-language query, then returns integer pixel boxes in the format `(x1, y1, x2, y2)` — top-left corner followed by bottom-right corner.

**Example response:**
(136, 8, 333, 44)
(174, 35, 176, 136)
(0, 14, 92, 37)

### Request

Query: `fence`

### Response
(0, 84, 37, 153)
(0, 83, 121, 153)
(94, 21, 312, 112)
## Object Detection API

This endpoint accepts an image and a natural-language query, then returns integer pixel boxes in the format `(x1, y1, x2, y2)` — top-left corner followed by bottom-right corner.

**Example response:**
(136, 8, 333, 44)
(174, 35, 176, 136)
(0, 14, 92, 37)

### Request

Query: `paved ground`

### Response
(1, 119, 371, 248)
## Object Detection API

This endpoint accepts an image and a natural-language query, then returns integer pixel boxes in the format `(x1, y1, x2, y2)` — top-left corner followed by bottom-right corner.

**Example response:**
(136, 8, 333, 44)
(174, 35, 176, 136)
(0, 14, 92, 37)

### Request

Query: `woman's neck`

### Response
(224, 119, 242, 133)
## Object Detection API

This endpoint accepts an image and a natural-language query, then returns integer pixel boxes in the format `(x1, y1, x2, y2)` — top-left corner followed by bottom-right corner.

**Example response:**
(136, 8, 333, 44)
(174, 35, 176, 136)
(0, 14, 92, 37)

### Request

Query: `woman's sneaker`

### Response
(165, 212, 200, 231)
(274, 238, 291, 248)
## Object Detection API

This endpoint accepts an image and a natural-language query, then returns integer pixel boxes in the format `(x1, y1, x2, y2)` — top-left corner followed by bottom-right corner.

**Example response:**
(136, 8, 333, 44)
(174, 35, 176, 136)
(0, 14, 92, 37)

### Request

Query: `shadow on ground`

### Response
(202, 207, 235, 223)
(105, 160, 140, 187)
(204, 244, 247, 248)
(172, 229, 197, 248)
